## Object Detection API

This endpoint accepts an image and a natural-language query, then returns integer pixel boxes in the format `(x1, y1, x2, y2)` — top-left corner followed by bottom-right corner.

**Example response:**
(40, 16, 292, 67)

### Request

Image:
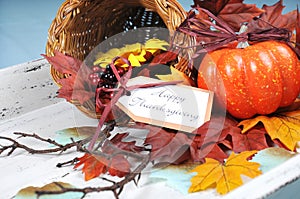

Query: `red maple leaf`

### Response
(142, 115, 277, 164)
(143, 124, 192, 164)
(107, 154, 131, 177)
(193, 0, 229, 15)
(149, 51, 178, 66)
(229, 128, 270, 153)
(104, 133, 144, 153)
(142, 116, 239, 164)
(190, 116, 240, 162)
(42, 51, 94, 104)
(74, 153, 107, 181)
(74, 133, 143, 180)
(248, 0, 298, 31)
(193, 0, 264, 31)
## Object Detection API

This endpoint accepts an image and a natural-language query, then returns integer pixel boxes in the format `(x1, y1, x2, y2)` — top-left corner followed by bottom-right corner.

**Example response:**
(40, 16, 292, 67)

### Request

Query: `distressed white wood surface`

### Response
(0, 59, 299, 199)
(0, 59, 62, 121)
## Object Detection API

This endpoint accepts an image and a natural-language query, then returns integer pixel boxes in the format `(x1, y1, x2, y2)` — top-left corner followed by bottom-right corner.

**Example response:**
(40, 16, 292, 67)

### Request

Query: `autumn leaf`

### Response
(229, 128, 270, 153)
(192, 115, 275, 162)
(142, 120, 231, 164)
(156, 67, 195, 86)
(248, 0, 298, 31)
(42, 51, 94, 104)
(74, 133, 143, 180)
(15, 182, 83, 199)
(54, 126, 97, 144)
(239, 110, 300, 151)
(74, 153, 130, 180)
(193, 0, 264, 31)
(105, 132, 144, 153)
(193, 0, 229, 15)
(149, 51, 178, 66)
(143, 116, 243, 164)
(191, 116, 239, 162)
(74, 153, 108, 180)
(94, 39, 169, 67)
(189, 151, 261, 194)
(142, 124, 193, 164)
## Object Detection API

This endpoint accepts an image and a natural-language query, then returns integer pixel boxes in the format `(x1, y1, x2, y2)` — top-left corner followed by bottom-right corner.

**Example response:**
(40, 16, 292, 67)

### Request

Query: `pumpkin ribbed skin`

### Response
(197, 41, 300, 119)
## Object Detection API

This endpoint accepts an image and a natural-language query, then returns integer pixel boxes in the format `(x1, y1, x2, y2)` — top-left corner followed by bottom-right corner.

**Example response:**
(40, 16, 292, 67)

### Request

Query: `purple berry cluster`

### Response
(89, 65, 126, 88)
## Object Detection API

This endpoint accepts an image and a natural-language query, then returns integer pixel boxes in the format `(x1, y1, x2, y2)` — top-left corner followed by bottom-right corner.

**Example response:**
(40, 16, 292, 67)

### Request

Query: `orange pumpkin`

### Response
(197, 40, 300, 119)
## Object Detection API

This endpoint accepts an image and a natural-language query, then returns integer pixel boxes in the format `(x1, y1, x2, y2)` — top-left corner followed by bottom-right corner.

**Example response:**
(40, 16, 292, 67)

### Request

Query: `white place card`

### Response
(116, 76, 214, 132)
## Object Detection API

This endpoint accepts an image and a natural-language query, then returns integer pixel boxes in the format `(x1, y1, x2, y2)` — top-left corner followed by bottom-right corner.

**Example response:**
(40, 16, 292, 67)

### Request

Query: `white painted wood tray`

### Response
(1, 59, 300, 199)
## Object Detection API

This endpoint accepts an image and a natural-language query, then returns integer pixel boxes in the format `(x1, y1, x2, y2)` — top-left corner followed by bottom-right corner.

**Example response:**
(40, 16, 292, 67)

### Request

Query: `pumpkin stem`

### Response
(236, 23, 250, 49)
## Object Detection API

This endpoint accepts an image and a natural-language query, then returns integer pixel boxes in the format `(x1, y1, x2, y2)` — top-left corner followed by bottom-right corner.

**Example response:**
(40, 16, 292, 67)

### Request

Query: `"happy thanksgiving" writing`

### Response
(128, 88, 199, 122)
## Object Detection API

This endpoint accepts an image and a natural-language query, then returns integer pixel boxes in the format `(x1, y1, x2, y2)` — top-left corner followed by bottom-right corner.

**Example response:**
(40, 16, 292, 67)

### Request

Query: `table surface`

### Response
(0, 59, 300, 199)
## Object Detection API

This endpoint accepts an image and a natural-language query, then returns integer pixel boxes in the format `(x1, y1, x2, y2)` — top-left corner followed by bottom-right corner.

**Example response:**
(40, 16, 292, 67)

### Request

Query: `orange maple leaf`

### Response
(74, 153, 107, 181)
(189, 151, 261, 194)
(239, 110, 300, 151)
(73, 133, 142, 181)
(74, 153, 130, 181)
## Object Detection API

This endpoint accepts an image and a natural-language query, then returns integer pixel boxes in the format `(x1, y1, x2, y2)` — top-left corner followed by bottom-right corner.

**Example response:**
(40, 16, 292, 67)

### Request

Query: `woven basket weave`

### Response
(46, 0, 193, 118)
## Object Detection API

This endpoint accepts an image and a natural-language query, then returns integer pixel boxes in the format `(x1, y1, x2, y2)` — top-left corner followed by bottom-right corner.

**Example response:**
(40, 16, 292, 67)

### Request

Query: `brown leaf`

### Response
(193, 0, 230, 16)
(143, 124, 192, 164)
(239, 110, 300, 151)
(191, 116, 239, 162)
(149, 51, 178, 66)
(143, 115, 243, 164)
(107, 154, 131, 177)
(248, 0, 298, 32)
(106, 133, 144, 153)
(219, 0, 264, 31)
(15, 182, 83, 198)
(230, 128, 270, 153)
(193, 0, 264, 31)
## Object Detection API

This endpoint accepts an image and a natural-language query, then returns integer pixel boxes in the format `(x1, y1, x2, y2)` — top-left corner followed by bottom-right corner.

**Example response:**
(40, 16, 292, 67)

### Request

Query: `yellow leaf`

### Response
(93, 39, 168, 67)
(128, 53, 142, 66)
(239, 110, 300, 150)
(122, 43, 142, 54)
(94, 48, 121, 66)
(144, 38, 169, 51)
(15, 182, 83, 198)
(189, 151, 261, 195)
(156, 67, 195, 86)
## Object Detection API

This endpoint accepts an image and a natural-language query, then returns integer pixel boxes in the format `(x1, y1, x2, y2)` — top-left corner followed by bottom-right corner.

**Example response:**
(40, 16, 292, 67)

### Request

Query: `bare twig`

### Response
(56, 157, 79, 168)
(36, 154, 150, 199)
(0, 134, 90, 156)
(0, 122, 116, 156)
(0, 120, 150, 199)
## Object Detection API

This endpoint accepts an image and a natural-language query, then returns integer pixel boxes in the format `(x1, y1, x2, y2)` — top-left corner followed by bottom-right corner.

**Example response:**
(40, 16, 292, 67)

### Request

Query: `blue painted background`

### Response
(0, 0, 295, 68)
(0, 0, 299, 197)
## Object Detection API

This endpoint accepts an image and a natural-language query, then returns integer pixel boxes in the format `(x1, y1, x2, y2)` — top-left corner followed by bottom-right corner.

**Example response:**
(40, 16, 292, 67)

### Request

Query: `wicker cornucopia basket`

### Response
(46, 0, 194, 118)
